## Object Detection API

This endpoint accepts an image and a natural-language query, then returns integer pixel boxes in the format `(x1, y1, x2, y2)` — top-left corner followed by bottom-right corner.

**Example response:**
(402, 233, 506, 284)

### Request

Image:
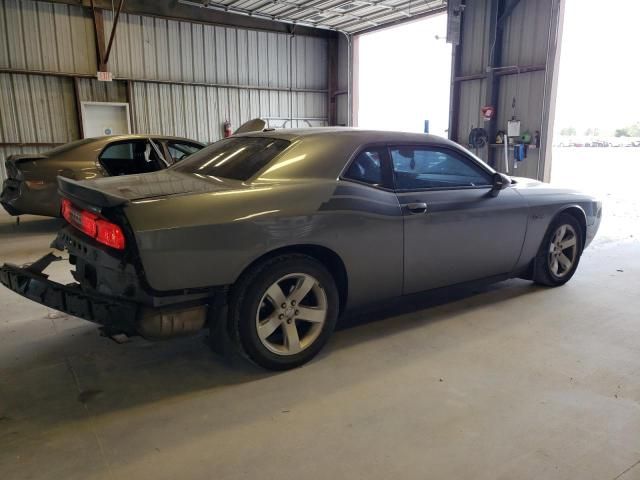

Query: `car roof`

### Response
(90, 134, 204, 144)
(235, 127, 454, 147)
(231, 127, 486, 182)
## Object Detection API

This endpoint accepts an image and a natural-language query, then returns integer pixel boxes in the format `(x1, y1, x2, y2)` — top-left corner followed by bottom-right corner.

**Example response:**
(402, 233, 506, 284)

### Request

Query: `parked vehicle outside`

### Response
(1, 129, 602, 370)
(1, 135, 204, 217)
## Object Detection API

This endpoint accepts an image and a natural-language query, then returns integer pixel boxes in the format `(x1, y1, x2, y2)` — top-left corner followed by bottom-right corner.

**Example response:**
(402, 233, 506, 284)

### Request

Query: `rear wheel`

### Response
(227, 254, 339, 370)
(533, 213, 583, 286)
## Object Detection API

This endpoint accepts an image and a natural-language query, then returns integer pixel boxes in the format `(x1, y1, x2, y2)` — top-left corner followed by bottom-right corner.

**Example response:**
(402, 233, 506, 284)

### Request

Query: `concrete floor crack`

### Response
(613, 458, 640, 480)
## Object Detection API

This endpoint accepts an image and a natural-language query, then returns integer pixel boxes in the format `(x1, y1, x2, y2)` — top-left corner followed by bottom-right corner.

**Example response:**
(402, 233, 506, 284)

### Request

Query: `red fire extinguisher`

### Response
(223, 120, 232, 138)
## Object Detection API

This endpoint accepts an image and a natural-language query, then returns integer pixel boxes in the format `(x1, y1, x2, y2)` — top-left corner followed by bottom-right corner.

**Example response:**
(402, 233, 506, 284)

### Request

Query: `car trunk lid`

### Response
(58, 169, 249, 209)
(5, 154, 48, 180)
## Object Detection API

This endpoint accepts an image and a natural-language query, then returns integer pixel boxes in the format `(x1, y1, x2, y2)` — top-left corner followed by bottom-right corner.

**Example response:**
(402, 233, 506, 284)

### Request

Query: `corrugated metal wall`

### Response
(0, 0, 96, 74)
(453, 0, 560, 180)
(0, 0, 331, 181)
(103, 11, 328, 90)
(103, 10, 328, 138)
(76, 78, 127, 103)
(0, 72, 78, 179)
(131, 82, 326, 141)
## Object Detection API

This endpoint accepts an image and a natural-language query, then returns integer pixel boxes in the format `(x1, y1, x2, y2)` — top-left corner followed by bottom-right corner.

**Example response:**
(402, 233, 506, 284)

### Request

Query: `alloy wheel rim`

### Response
(548, 224, 578, 278)
(256, 273, 328, 356)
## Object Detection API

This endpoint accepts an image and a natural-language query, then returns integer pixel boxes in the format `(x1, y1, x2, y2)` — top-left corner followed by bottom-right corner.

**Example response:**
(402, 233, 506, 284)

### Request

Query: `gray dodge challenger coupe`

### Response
(1, 135, 204, 217)
(0, 129, 601, 370)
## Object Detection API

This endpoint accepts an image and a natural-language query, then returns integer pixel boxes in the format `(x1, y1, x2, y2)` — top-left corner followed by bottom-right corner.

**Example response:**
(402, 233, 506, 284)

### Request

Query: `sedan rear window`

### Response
(172, 137, 289, 181)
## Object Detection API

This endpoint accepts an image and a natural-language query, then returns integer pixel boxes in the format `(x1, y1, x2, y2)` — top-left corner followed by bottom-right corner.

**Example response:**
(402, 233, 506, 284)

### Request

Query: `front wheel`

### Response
(227, 254, 339, 370)
(533, 213, 583, 286)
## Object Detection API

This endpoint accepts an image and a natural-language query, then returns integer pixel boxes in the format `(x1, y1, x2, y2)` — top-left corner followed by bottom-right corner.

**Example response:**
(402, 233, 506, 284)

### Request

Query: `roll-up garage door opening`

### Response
(552, 0, 640, 244)
(354, 14, 452, 137)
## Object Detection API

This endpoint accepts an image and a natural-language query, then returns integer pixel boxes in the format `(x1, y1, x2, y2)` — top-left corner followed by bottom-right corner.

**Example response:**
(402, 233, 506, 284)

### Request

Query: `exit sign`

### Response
(97, 71, 113, 82)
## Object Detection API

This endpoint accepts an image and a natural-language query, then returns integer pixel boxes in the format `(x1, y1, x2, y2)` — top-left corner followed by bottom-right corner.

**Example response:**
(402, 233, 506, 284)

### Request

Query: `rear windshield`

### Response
(172, 137, 290, 181)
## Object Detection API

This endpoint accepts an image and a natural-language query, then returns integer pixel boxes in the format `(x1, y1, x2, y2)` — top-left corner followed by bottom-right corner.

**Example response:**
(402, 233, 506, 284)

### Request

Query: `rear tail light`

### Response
(61, 198, 126, 250)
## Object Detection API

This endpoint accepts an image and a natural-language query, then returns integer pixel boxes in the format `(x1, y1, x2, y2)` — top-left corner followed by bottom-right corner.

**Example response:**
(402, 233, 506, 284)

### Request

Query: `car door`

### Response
(390, 144, 529, 294)
(338, 146, 404, 306)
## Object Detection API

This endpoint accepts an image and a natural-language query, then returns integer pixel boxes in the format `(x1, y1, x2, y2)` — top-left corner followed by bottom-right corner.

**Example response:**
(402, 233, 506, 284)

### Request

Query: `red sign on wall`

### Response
(97, 71, 113, 82)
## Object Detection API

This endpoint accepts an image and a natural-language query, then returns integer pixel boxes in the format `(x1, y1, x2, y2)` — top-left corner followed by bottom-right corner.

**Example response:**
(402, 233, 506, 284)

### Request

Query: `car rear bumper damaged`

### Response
(0, 253, 210, 339)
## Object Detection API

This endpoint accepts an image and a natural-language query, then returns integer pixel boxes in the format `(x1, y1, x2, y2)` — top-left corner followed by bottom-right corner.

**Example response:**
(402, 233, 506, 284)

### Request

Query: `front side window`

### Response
(172, 137, 289, 181)
(167, 141, 202, 162)
(390, 146, 492, 190)
(343, 149, 385, 186)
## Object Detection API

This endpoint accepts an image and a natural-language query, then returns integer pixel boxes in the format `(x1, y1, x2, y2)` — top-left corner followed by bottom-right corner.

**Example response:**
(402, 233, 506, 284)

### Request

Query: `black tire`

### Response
(226, 254, 339, 370)
(533, 213, 584, 287)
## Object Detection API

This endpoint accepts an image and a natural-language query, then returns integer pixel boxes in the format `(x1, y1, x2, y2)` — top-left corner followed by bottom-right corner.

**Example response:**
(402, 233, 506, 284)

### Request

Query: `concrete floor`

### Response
(1, 206, 640, 480)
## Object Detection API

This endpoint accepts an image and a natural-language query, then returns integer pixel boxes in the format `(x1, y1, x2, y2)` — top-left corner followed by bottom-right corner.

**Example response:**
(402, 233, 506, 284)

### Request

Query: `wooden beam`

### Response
(90, 0, 106, 71)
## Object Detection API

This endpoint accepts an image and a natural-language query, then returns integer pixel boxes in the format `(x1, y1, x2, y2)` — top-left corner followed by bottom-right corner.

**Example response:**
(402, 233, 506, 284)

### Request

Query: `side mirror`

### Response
(490, 172, 510, 196)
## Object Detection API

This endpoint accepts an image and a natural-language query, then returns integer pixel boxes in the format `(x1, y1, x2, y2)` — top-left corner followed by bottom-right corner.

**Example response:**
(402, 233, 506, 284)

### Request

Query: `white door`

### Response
(81, 102, 131, 138)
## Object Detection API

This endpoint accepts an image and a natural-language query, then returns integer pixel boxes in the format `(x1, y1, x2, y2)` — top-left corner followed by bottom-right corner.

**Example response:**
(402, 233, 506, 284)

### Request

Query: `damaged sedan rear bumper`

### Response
(0, 253, 213, 339)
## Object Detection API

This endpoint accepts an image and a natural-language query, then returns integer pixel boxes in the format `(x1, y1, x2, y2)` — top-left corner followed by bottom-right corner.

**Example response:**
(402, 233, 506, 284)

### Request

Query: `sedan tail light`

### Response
(61, 199, 126, 250)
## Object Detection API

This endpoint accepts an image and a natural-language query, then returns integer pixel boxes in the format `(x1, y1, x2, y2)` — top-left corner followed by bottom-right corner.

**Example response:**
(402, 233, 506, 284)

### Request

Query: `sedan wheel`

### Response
(256, 273, 328, 356)
(534, 213, 583, 286)
(547, 224, 578, 278)
(226, 254, 339, 370)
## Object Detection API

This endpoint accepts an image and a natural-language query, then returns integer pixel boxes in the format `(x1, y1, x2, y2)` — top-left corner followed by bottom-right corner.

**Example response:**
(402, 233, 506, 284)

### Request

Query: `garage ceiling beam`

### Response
(43, 0, 337, 38)
(0, 67, 328, 94)
(352, 4, 446, 35)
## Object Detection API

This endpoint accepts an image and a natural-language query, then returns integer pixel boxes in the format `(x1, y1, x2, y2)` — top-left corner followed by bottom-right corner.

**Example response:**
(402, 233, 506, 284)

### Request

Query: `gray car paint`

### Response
(67, 129, 602, 310)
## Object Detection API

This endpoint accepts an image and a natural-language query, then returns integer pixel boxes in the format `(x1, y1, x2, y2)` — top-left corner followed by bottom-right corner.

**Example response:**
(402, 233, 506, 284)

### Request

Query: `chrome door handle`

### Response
(406, 202, 428, 214)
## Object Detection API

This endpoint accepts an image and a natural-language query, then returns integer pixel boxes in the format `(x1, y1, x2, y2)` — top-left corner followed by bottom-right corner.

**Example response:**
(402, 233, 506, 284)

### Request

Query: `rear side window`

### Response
(99, 140, 166, 176)
(101, 142, 135, 160)
(343, 149, 384, 186)
(173, 137, 289, 181)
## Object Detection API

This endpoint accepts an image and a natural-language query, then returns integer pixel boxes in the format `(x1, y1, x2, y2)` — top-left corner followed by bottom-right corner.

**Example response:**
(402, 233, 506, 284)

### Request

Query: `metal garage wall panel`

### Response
(102, 11, 328, 90)
(457, 78, 488, 161)
(0, 0, 96, 74)
(337, 34, 349, 125)
(131, 80, 327, 141)
(459, 0, 491, 77)
(192, 23, 205, 83)
(502, 0, 553, 67)
(76, 78, 127, 103)
(498, 70, 546, 178)
(0, 72, 77, 144)
(292, 35, 328, 90)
